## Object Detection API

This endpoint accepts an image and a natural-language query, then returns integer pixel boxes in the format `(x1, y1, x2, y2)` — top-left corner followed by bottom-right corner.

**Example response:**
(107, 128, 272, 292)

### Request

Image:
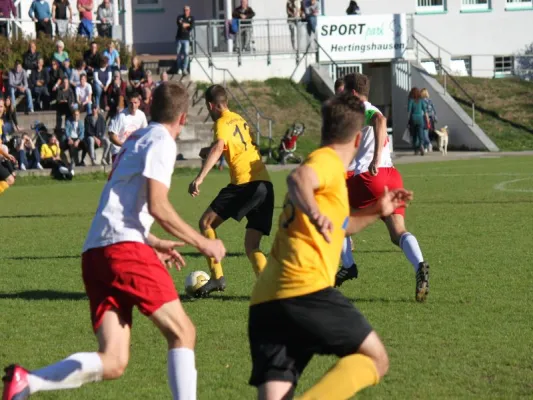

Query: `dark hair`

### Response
(127, 90, 142, 100)
(100, 56, 109, 67)
(343, 73, 370, 97)
(75, 59, 84, 69)
(90, 41, 97, 46)
(321, 91, 365, 145)
(14, 60, 21, 66)
(334, 78, 345, 93)
(204, 84, 228, 105)
(409, 87, 421, 101)
(151, 81, 189, 124)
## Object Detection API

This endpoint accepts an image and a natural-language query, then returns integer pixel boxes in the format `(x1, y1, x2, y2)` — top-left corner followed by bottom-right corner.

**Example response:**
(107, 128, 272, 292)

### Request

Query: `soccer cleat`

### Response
(334, 264, 359, 288)
(195, 277, 226, 298)
(2, 365, 30, 400)
(415, 262, 430, 302)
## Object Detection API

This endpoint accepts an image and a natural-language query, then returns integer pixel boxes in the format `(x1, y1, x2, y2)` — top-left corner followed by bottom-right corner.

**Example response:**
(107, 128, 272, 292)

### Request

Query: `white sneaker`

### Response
(59, 166, 69, 175)
(20, 164, 27, 171)
(71, 168, 75, 176)
(36, 163, 44, 170)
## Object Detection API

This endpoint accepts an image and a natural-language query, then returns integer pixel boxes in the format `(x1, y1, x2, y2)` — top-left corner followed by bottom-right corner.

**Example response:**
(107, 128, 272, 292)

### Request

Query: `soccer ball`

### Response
(184, 271, 210, 297)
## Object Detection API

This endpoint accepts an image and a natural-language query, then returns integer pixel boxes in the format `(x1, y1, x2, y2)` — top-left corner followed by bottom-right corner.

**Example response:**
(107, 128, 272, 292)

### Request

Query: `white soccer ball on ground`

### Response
(184, 270, 210, 297)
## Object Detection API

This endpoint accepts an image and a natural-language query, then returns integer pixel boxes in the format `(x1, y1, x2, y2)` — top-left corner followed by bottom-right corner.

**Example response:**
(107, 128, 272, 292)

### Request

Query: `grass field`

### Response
(1, 156, 533, 399)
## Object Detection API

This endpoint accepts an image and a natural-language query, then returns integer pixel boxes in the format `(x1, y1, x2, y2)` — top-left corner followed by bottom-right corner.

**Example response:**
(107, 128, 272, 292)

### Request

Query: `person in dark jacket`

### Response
(22, 41, 40, 72)
(48, 59, 65, 97)
(175, 5, 194, 75)
(104, 70, 126, 121)
(128, 56, 145, 96)
(55, 78, 76, 131)
(30, 57, 50, 110)
(82, 105, 109, 165)
(2, 95, 20, 137)
(232, 0, 255, 52)
(83, 41, 101, 81)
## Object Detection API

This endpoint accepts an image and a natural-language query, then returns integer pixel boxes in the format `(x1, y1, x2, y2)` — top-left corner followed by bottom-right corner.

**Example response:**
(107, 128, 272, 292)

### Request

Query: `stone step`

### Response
(176, 138, 212, 160)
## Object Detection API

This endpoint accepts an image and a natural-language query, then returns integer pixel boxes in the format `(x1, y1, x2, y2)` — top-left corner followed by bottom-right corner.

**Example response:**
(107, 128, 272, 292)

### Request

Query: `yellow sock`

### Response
(248, 249, 267, 277)
(203, 228, 224, 279)
(297, 354, 379, 400)
(0, 181, 9, 195)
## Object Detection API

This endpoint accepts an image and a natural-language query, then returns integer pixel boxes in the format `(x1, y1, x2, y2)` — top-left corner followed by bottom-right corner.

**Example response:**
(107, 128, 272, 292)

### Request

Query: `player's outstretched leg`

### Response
(150, 299, 197, 400)
(0, 174, 15, 196)
(2, 310, 130, 400)
(297, 331, 388, 400)
(384, 214, 430, 302)
(244, 228, 267, 277)
(197, 208, 226, 297)
(335, 236, 359, 287)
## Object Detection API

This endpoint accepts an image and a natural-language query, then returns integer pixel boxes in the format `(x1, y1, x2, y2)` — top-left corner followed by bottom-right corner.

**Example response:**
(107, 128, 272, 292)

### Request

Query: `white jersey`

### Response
(83, 123, 177, 252)
(348, 101, 393, 175)
(108, 108, 148, 155)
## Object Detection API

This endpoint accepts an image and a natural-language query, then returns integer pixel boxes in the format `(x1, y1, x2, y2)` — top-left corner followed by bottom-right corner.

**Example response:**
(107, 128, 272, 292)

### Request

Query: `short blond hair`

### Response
(420, 88, 430, 99)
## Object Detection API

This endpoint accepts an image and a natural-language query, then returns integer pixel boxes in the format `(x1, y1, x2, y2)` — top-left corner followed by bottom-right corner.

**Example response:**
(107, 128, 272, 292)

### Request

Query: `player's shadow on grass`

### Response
(180, 251, 245, 258)
(182, 295, 415, 304)
(0, 212, 94, 219)
(1, 255, 80, 261)
(417, 200, 533, 205)
(0, 290, 87, 301)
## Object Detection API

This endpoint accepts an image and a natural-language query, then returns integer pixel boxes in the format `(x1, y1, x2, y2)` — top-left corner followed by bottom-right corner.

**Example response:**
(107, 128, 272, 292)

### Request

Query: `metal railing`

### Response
(0, 17, 106, 39)
(191, 39, 275, 155)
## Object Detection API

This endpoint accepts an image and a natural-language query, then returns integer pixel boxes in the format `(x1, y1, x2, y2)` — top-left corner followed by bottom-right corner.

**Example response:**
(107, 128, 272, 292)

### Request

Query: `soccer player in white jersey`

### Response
(108, 91, 148, 163)
(2, 82, 226, 400)
(335, 73, 430, 302)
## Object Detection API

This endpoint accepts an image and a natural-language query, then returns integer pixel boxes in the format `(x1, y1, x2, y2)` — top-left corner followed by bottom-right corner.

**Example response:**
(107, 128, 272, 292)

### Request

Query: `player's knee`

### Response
(163, 314, 196, 349)
(372, 349, 389, 378)
(6, 175, 15, 186)
(101, 353, 129, 380)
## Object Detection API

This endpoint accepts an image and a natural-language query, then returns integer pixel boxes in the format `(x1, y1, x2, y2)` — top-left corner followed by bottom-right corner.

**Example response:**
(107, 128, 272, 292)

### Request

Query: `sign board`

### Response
(317, 14, 407, 63)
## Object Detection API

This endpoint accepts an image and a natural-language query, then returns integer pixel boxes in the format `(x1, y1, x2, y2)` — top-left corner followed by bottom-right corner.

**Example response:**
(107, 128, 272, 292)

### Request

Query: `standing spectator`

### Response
(157, 70, 169, 87)
(56, 78, 75, 130)
(140, 86, 152, 121)
(29, 0, 53, 38)
(175, 5, 194, 76)
(102, 41, 120, 71)
(287, 0, 301, 50)
(97, 0, 113, 38)
(48, 59, 65, 98)
(8, 61, 34, 114)
(53, 40, 69, 64)
(304, 0, 320, 37)
(93, 57, 111, 108)
(70, 59, 86, 89)
(31, 57, 50, 110)
(40, 134, 73, 179)
(232, 0, 255, 52)
(2, 96, 20, 137)
(104, 70, 126, 121)
(407, 87, 429, 156)
(143, 70, 156, 92)
(52, 0, 72, 37)
(83, 41, 100, 81)
(82, 105, 108, 165)
(23, 41, 40, 73)
(76, 73, 92, 113)
(0, 0, 17, 38)
(17, 133, 43, 170)
(128, 56, 145, 95)
(346, 0, 361, 15)
(420, 88, 437, 153)
(77, 0, 94, 39)
(64, 108, 84, 165)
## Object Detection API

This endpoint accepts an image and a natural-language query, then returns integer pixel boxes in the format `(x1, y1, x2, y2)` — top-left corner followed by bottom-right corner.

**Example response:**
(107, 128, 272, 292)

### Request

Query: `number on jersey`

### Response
(233, 123, 249, 150)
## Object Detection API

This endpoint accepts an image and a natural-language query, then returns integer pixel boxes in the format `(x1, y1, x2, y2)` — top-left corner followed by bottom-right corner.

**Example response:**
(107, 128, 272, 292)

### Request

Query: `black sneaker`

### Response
(334, 264, 359, 288)
(415, 262, 429, 302)
(195, 277, 226, 298)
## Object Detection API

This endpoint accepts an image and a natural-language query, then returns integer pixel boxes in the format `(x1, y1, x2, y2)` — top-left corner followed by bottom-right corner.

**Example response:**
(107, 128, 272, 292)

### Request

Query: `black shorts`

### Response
(248, 288, 373, 387)
(210, 180, 274, 236)
(0, 161, 14, 181)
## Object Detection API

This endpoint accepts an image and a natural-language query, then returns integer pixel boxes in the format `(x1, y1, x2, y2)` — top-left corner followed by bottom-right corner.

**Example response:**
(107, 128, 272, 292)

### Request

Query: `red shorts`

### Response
(82, 242, 179, 332)
(346, 167, 405, 217)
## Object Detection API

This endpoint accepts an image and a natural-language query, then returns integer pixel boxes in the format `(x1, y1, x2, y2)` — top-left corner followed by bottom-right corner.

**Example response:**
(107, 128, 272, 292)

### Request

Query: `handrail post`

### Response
(438, 47, 441, 76)
(443, 73, 447, 95)
(268, 119, 273, 159)
(472, 103, 475, 126)
(267, 19, 271, 65)
(207, 20, 212, 57)
(256, 111, 261, 146)
(296, 18, 300, 64)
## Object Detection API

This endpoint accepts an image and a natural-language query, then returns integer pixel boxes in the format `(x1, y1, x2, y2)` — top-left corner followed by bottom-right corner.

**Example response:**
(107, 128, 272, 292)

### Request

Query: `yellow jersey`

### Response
(251, 147, 349, 305)
(214, 110, 270, 185)
(41, 144, 61, 159)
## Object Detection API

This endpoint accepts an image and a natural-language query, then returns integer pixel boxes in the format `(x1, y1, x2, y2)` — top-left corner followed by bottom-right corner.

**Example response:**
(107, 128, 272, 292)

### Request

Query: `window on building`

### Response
(416, 0, 446, 13)
(461, 0, 490, 11)
(421, 58, 442, 75)
(505, 0, 533, 10)
(134, 0, 163, 10)
(494, 56, 514, 76)
(451, 56, 472, 76)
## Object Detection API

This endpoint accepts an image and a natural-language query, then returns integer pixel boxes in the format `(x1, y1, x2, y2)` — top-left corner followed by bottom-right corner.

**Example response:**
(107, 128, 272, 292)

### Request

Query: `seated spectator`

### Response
(82, 105, 109, 165)
(304, 0, 320, 36)
(102, 41, 120, 71)
(70, 59, 86, 89)
(232, 0, 255, 52)
(97, 0, 113, 38)
(22, 41, 40, 74)
(52, 0, 72, 37)
(64, 108, 84, 166)
(30, 57, 50, 111)
(40, 134, 73, 179)
(93, 57, 111, 109)
(104, 71, 126, 121)
(53, 40, 69, 64)
(2, 96, 20, 137)
(76, 73, 92, 113)
(128, 56, 145, 96)
(56, 78, 76, 130)
(63, 58, 73, 82)
(143, 70, 156, 92)
(83, 41, 100, 81)
(17, 133, 43, 170)
(48, 59, 65, 99)
(8, 60, 34, 114)
(140, 86, 152, 121)
(157, 70, 169, 87)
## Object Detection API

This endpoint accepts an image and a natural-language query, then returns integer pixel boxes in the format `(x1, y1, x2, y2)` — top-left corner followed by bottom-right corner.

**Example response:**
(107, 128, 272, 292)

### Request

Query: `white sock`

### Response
(399, 232, 424, 272)
(168, 348, 197, 400)
(28, 352, 103, 394)
(341, 236, 356, 269)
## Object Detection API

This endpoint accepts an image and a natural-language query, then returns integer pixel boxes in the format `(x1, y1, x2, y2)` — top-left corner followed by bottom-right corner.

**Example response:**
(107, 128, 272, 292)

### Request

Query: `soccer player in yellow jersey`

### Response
(188, 85, 274, 297)
(248, 92, 413, 400)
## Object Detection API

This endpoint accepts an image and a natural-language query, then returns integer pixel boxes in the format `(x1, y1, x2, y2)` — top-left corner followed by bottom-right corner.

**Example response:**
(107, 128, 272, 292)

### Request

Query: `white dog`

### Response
(434, 126, 449, 155)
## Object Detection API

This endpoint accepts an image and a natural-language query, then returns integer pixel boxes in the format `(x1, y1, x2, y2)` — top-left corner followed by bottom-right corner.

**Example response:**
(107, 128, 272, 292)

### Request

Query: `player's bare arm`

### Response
(346, 187, 413, 235)
(287, 165, 333, 243)
(188, 139, 225, 197)
(369, 113, 387, 176)
(108, 131, 123, 147)
(148, 178, 226, 262)
(147, 233, 187, 270)
(0, 147, 16, 164)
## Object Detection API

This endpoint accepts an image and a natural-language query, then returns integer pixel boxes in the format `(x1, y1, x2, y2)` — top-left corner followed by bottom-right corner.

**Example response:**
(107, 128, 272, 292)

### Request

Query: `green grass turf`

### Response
(1, 156, 533, 399)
